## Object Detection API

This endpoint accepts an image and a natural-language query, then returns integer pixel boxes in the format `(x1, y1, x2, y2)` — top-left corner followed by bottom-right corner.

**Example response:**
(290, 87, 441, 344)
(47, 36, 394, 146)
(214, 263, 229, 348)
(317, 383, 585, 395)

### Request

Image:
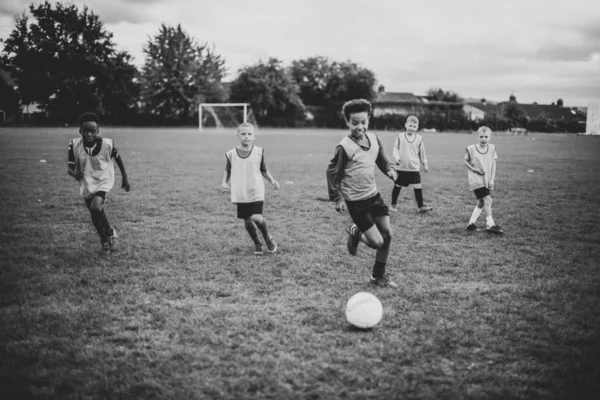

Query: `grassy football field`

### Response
(1, 127, 599, 399)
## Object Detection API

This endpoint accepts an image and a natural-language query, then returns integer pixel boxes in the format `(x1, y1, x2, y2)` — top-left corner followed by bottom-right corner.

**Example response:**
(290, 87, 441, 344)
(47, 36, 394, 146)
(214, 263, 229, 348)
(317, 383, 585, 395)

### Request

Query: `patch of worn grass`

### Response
(1, 127, 599, 399)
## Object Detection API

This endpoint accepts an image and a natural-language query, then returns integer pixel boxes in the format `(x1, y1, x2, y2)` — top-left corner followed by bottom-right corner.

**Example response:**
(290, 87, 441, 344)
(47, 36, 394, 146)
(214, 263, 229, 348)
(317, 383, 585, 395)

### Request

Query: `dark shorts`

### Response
(394, 171, 421, 187)
(346, 193, 389, 232)
(474, 187, 491, 200)
(237, 201, 264, 219)
(84, 191, 107, 209)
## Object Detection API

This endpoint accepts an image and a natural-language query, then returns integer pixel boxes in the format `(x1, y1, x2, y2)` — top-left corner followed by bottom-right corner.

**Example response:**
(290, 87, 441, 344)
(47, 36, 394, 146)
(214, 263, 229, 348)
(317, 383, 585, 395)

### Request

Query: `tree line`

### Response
(0, 1, 380, 127)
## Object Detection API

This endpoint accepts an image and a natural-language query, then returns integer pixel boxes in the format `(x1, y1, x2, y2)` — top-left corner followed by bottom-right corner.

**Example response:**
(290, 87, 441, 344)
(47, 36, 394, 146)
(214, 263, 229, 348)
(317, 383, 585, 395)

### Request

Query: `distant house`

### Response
(371, 86, 424, 117)
(463, 104, 486, 121)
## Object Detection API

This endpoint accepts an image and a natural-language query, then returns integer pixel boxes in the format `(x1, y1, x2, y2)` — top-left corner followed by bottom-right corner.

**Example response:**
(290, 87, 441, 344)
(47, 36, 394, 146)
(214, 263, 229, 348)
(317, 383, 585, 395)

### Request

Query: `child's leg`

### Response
(86, 195, 111, 241)
(252, 214, 277, 252)
(371, 215, 393, 277)
(243, 217, 261, 246)
(469, 198, 485, 225)
(412, 183, 424, 208)
(391, 184, 402, 206)
(483, 195, 494, 228)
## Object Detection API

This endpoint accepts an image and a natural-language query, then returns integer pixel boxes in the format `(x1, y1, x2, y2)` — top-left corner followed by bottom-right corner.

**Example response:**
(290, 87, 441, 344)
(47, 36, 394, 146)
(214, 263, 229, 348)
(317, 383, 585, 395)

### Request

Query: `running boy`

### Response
(464, 126, 503, 234)
(68, 112, 130, 252)
(326, 99, 399, 288)
(390, 115, 433, 213)
(222, 122, 280, 255)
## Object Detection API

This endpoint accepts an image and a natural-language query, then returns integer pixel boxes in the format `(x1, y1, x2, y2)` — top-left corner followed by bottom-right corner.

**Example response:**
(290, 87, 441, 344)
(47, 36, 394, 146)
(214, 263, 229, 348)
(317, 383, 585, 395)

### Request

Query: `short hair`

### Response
(342, 99, 372, 121)
(237, 122, 254, 133)
(78, 112, 100, 127)
(477, 126, 492, 135)
(406, 115, 419, 124)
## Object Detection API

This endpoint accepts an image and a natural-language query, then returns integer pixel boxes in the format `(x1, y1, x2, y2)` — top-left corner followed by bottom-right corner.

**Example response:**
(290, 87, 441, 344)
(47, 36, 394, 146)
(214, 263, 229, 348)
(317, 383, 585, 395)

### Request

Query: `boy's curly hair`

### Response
(341, 99, 372, 121)
(78, 112, 100, 127)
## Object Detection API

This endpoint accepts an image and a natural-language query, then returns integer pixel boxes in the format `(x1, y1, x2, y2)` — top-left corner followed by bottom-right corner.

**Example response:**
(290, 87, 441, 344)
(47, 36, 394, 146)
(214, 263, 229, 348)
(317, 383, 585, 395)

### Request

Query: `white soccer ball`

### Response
(345, 292, 383, 329)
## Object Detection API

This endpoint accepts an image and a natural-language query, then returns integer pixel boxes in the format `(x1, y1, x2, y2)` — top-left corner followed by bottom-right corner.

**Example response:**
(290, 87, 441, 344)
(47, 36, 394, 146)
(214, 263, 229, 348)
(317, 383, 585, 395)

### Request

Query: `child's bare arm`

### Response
(221, 171, 230, 193)
(489, 160, 497, 188)
(261, 170, 280, 189)
(113, 155, 130, 191)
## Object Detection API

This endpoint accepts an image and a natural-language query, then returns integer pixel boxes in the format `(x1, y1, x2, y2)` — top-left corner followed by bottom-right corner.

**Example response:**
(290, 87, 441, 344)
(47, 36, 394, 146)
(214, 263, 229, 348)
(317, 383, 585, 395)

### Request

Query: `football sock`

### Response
(91, 209, 111, 239)
(486, 216, 495, 228)
(372, 261, 386, 278)
(391, 186, 401, 206)
(414, 188, 424, 208)
(255, 218, 271, 242)
(469, 207, 483, 225)
(244, 221, 261, 245)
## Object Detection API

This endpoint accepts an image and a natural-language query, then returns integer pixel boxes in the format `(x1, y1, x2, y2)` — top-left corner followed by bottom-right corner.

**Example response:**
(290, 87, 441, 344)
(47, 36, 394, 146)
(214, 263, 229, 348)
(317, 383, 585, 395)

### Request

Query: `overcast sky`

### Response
(1, 0, 599, 106)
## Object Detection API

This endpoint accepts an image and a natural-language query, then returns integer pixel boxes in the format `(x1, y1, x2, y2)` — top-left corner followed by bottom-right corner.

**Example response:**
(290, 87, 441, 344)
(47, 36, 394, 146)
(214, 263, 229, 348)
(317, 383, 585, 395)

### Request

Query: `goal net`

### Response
(199, 103, 258, 131)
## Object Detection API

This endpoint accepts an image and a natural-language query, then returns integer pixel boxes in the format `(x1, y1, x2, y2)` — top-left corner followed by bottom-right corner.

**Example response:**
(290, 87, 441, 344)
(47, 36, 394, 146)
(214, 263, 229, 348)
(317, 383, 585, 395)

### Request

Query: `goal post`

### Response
(198, 103, 257, 131)
(585, 102, 600, 135)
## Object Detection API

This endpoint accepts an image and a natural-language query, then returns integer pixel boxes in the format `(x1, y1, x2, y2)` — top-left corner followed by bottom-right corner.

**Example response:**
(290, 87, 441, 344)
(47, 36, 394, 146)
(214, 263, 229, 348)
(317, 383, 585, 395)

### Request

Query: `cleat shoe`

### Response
(266, 236, 278, 253)
(487, 225, 504, 235)
(345, 224, 360, 256)
(389, 204, 398, 212)
(99, 238, 110, 254)
(108, 228, 118, 251)
(370, 274, 398, 288)
(254, 243, 264, 255)
(466, 223, 477, 231)
(418, 205, 433, 213)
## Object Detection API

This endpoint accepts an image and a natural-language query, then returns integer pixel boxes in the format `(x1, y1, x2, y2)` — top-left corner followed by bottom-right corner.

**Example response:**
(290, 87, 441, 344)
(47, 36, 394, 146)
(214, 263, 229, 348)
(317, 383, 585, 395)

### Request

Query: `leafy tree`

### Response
(556, 98, 563, 107)
(503, 102, 526, 126)
(139, 24, 226, 123)
(324, 61, 377, 104)
(0, 69, 20, 121)
(425, 88, 463, 102)
(289, 56, 334, 107)
(229, 58, 304, 126)
(0, 1, 139, 122)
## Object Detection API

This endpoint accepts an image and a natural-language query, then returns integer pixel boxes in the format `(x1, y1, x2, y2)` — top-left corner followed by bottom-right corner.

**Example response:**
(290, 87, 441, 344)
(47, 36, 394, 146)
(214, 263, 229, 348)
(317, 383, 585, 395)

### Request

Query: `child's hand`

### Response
(488, 180, 494, 189)
(387, 169, 397, 181)
(335, 199, 346, 214)
(475, 168, 485, 176)
(272, 180, 280, 190)
(74, 171, 84, 181)
(221, 183, 230, 193)
(423, 164, 429, 173)
(121, 179, 131, 191)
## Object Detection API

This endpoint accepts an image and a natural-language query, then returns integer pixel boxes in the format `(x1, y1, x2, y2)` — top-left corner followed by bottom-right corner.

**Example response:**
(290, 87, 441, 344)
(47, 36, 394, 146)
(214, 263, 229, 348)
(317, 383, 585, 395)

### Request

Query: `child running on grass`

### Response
(390, 115, 433, 213)
(464, 126, 504, 234)
(326, 99, 399, 288)
(68, 112, 130, 253)
(222, 122, 280, 254)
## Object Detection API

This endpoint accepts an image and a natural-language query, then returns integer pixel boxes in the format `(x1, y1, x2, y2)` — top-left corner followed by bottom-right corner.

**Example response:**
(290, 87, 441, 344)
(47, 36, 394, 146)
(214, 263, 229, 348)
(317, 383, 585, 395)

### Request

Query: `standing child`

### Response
(390, 115, 433, 213)
(326, 99, 399, 288)
(68, 112, 130, 252)
(464, 126, 504, 234)
(222, 122, 280, 255)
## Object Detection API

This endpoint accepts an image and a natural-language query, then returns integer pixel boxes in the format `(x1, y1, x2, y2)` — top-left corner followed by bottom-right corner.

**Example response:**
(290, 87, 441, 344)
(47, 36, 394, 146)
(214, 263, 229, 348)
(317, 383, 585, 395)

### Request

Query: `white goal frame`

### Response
(585, 102, 600, 135)
(198, 103, 251, 131)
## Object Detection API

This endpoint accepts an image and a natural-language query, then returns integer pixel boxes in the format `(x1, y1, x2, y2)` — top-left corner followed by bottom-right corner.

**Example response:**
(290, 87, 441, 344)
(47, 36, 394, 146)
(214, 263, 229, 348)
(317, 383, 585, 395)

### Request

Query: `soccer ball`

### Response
(345, 292, 383, 329)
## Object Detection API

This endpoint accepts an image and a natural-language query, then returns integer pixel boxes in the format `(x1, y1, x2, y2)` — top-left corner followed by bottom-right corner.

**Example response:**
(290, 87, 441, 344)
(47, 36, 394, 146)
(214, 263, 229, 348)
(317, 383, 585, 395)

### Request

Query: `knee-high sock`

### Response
(255, 218, 271, 241)
(414, 188, 424, 208)
(469, 206, 483, 224)
(244, 220, 261, 245)
(391, 186, 402, 205)
(91, 209, 111, 239)
(372, 261, 386, 278)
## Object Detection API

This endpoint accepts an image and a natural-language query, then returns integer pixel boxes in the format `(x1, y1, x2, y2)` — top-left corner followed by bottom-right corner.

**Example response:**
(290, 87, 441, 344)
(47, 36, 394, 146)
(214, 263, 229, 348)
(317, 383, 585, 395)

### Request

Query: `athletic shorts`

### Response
(346, 193, 389, 232)
(237, 201, 264, 219)
(474, 187, 491, 200)
(84, 191, 107, 209)
(394, 171, 421, 187)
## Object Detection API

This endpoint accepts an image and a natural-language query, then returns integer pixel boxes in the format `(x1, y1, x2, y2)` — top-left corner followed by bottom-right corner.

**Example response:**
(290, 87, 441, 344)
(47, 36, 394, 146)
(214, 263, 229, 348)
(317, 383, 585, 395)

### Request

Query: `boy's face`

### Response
(237, 126, 255, 146)
(346, 111, 369, 138)
(79, 121, 99, 145)
(405, 120, 419, 134)
(478, 130, 491, 145)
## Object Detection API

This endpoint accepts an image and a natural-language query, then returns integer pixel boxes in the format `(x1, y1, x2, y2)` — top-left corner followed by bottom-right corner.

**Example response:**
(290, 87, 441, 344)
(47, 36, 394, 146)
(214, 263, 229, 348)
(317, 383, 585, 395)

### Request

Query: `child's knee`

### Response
(250, 214, 264, 224)
(89, 202, 103, 213)
(483, 196, 493, 207)
(477, 199, 485, 208)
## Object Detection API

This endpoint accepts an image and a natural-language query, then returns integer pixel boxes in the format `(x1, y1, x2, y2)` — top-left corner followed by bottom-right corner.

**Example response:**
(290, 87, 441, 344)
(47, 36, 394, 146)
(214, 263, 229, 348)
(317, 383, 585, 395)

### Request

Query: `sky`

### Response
(1, 0, 599, 106)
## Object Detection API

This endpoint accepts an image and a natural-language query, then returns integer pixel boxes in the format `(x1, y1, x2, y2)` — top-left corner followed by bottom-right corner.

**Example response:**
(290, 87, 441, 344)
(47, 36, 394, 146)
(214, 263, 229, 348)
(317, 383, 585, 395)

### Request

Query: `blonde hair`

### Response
(477, 126, 492, 135)
(237, 122, 255, 133)
(406, 115, 419, 124)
